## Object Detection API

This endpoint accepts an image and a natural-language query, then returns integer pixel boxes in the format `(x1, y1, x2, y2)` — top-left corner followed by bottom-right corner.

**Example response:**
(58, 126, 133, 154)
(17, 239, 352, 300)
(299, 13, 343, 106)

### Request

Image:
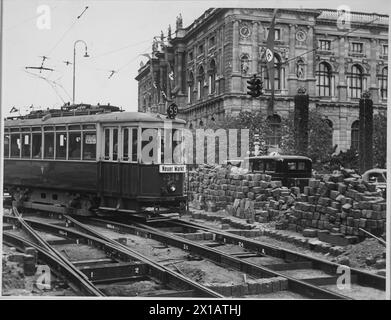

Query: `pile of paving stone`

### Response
(189, 165, 296, 223)
(277, 171, 386, 243)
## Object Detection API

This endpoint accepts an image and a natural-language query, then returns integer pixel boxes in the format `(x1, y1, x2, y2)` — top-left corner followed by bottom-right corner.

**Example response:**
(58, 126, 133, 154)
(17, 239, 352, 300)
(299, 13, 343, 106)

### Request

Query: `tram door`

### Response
(101, 127, 120, 195)
(103, 127, 119, 161)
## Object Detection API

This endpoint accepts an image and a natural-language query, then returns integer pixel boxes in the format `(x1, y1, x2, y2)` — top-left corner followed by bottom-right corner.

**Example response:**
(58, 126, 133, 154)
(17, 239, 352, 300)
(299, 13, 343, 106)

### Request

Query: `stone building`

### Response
(135, 8, 388, 152)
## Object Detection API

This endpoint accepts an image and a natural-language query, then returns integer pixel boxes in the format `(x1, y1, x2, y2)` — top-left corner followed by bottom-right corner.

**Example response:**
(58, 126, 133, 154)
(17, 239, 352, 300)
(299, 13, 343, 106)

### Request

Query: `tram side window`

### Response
(32, 133, 42, 158)
(123, 128, 129, 161)
(22, 133, 31, 158)
(141, 128, 157, 163)
(10, 134, 21, 157)
(113, 129, 118, 161)
(104, 129, 110, 160)
(44, 133, 54, 159)
(83, 132, 96, 160)
(56, 132, 67, 159)
(4, 134, 10, 158)
(69, 132, 81, 160)
(172, 129, 182, 164)
(131, 128, 138, 162)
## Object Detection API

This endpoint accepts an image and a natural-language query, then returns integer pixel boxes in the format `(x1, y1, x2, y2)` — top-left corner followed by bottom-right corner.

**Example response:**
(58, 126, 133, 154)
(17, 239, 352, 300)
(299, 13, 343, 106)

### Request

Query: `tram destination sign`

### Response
(159, 165, 186, 173)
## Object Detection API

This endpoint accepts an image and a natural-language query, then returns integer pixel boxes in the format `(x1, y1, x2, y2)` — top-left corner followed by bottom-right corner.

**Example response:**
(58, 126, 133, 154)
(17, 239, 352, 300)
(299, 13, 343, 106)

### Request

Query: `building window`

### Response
(188, 50, 194, 61)
(348, 64, 363, 98)
(263, 54, 281, 90)
(266, 28, 280, 40)
(208, 59, 216, 94)
(198, 44, 204, 55)
(316, 62, 332, 96)
(187, 72, 194, 104)
(379, 67, 388, 100)
(318, 40, 331, 51)
(351, 121, 359, 150)
(197, 66, 204, 100)
(209, 36, 215, 47)
(266, 114, 281, 146)
(382, 45, 388, 56)
(350, 42, 363, 53)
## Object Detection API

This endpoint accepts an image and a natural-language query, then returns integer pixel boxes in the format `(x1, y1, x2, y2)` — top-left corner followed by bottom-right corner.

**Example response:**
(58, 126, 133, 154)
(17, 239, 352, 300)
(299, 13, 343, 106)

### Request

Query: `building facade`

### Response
(135, 8, 388, 152)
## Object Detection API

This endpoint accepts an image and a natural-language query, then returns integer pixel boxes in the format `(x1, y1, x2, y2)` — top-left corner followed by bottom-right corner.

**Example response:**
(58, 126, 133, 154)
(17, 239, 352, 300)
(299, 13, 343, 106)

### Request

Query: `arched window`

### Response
(351, 120, 359, 150)
(197, 66, 204, 100)
(349, 64, 363, 98)
(263, 54, 282, 90)
(208, 60, 216, 95)
(266, 114, 281, 146)
(379, 67, 388, 100)
(187, 72, 194, 104)
(317, 62, 332, 96)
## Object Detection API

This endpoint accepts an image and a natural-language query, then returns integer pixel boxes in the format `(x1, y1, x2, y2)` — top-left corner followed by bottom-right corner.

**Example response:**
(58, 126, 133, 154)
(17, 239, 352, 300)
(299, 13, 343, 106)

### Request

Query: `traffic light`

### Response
(247, 74, 263, 98)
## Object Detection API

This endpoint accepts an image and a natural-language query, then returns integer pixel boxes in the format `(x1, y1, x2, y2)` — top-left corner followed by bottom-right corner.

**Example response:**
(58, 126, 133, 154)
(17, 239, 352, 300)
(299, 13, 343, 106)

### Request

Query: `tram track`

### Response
(3, 208, 221, 298)
(3, 207, 386, 299)
(90, 214, 386, 300)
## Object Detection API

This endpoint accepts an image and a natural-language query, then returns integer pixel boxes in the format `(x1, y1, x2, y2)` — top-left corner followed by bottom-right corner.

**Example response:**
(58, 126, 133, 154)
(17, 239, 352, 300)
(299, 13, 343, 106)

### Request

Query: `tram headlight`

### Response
(167, 182, 176, 193)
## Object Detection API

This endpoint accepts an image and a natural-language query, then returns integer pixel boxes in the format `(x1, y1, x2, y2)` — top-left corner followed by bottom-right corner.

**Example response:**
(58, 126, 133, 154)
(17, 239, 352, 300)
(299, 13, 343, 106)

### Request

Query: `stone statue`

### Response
(168, 25, 172, 40)
(296, 60, 304, 78)
(152, 39, 158, 52)
(241, 58, 250, 74)
(160, 30, 164, 42)
(297, 86, 307, 94)
(176, 14, 183, 29)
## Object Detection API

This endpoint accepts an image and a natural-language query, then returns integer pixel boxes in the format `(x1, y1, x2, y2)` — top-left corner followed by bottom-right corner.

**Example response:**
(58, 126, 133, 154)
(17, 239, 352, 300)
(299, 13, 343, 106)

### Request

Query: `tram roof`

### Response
(247, 155, 312, 161)
(5, 111, 186, 127)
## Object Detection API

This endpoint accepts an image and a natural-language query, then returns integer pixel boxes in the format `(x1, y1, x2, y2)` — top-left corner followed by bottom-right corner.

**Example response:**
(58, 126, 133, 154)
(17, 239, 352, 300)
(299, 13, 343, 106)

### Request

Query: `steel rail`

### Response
(81, 217, 352, 299)
(3, 214, 222, 298)
(169, 218, 387, 291)
(3, 232, 103, 296)
(63, 215, 223, 298)
(7, 208, 105, 296)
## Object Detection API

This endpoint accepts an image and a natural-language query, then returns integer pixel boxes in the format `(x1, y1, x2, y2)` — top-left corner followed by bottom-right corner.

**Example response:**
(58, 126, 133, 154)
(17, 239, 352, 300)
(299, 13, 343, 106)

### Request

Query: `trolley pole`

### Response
(72, 40, 89, 105)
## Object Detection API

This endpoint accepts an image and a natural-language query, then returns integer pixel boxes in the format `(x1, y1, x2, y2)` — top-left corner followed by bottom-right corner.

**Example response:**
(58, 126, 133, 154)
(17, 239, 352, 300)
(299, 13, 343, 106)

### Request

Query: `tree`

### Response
(373, 112, 387, 168)
(280, 110, 335, 168)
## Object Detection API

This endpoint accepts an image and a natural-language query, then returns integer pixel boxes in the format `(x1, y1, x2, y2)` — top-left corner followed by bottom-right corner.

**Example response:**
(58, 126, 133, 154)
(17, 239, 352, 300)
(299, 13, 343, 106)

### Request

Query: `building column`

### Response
(337, 36, 347, 102)
(232, 20, 240, 73)
(287, 24, 297, 95)
(177, 48, 184, 95)
(369, 38, 379, 103)
(251, 21, 259, 75)
(306, 25, 316, 96)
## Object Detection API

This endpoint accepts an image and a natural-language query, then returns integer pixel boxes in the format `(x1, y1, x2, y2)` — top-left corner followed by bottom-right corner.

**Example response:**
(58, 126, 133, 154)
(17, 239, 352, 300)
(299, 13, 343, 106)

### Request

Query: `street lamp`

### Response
(72, 40, 89, 105)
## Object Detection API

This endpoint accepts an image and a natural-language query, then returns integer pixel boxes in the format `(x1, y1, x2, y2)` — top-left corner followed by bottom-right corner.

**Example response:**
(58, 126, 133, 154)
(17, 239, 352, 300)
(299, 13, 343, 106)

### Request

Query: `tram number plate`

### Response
(159, 165, 186, 173)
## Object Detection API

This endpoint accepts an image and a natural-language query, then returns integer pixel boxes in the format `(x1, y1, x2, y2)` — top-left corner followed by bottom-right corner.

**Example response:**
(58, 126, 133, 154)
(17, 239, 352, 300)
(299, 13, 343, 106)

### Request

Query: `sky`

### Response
(1, 0, 390, 116)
